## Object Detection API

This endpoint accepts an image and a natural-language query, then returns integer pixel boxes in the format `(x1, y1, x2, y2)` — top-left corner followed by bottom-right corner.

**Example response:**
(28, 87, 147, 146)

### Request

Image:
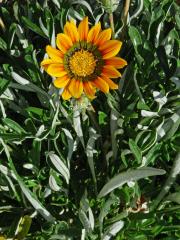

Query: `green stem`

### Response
(151, 152, 180, 210)
(134, 68, 145, 103)
(87, 109, 107, 175)
(87, 109, 100, 134)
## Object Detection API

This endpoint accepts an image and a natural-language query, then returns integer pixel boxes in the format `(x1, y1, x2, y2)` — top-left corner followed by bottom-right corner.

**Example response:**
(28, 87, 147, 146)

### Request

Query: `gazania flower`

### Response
(41, 17, 127, 100)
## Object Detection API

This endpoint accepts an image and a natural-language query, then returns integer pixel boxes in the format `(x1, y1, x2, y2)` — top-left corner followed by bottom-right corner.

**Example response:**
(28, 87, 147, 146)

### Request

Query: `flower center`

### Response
(63, 41, 104, 81)
(69, 50, 96, 77)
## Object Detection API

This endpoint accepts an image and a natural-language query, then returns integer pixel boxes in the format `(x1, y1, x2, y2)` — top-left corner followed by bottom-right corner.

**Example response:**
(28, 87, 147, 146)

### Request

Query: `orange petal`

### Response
(68, 79, 83, 98)
(53, 75, 70, 88)
(41, 59, 58, 70)
(64, 22, 79, 43)
(62, 88, 72, 100)
(78, 17, 89, 41)
(105, 57, 127, 69)
(87, 22, 101, 43)
(46, 45, 63, 62)
(101, 73, 118, 89)
(103, 65, 121, 78)
(92, 76, 109, 93)
(94, 28, 112, 46)
(83, 81, 96, 99)
(99, 40, 122, 59)
(47, 64, 67, 77)
(56, 33, 73, 53)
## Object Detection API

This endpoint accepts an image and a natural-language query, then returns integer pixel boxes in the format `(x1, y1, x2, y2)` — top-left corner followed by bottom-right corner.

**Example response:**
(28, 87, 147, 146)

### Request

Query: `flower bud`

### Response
(98, 0, 119, 13)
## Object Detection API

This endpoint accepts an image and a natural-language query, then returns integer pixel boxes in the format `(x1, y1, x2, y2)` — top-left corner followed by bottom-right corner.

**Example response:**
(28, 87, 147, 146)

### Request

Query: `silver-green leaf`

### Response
(98, 167, 166, 198)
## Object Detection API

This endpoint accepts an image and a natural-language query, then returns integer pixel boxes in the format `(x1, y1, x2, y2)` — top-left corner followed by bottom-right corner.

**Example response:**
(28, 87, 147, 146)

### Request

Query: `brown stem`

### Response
(109, 12, 115, 38)
(124, 0, 131, 23)
(121, 0, 131, 41)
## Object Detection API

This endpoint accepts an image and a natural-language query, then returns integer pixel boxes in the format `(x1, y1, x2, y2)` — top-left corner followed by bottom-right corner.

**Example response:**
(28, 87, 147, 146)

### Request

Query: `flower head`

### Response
(41, 17, 127, 100)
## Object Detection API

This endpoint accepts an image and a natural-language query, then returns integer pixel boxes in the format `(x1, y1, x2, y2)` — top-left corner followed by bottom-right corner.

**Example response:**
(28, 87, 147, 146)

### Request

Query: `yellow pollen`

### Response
(69, 50, 96, 77)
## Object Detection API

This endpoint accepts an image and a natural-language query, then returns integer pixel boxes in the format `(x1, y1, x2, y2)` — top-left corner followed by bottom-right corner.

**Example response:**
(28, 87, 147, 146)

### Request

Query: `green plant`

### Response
(0, 0, 179, 239)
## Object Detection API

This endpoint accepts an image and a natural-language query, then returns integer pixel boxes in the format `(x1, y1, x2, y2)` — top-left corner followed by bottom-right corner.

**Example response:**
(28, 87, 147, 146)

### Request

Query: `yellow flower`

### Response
(41, 17, 127, 100)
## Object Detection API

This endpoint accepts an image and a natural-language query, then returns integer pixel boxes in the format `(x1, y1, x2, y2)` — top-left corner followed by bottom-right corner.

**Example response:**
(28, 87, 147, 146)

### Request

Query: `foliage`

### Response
(0, 0, 180, 239)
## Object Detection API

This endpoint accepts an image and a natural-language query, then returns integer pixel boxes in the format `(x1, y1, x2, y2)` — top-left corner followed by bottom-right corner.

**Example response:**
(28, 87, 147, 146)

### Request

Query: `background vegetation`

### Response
(0, 0, 180, 239)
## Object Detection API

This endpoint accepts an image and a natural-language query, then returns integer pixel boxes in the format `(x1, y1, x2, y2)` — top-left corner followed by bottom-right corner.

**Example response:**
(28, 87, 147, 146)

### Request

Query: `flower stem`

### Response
(109, 12, 115, 38)
(87, 108, 107, 175)
(124, 0, 131, 23)
(151, 152, 180, 210)
(120, 0, 131, 41)
(87, 109, 100, 133)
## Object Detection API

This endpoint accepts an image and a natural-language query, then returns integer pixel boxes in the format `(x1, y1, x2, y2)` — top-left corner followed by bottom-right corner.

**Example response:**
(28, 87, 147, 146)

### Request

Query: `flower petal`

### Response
(68, 79, 83, 98)
(53, 75, 70, 88)
(87, 22, 101, 43)
(105, 57, 127, 69)
(46, 45, 63, 62)
(64, 21, 79, 43)
(99, 40, 122, 59)
(94, 28, 112, 46)
(101, 73, 118, 89)
(83, 81, 96, 98)
(56, 33, 73, 53)
(92, 76, 109, 93)
(78, 17, 89, 41)
(47, 64, 67, 77)
(62, 88, 72, 100)
(103, 65, 121, 78)
(41, 58, 58, 70)
(41, 59, 57, 66)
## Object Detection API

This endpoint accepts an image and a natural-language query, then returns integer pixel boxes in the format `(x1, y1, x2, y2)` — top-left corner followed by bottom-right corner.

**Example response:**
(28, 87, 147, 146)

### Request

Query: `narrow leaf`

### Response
(8, 157, 55, 222)
(129, 139, 142, 163)
(98, 167, 166, 198)
(49, 175, 61, 192)
(99, 195, 119, 234)
(165, 192, 180, 204)
(3, 118, 26, 134)
(11, 72, 50, 98)
(128, 26, 142, 52)
(48, 152, 70, 184)
(72, 1, 94, 17)
(86, 128, 99, 188)
(0, 77, 10, 95)
(79, 209, 91, 233)
(102, 221, 124, 240)
(73, 106, 85, 148)
(22, 16, 47, 38)
(157, 109, 180, 141)
(62, 128, 74, 168)
(141, 110, 158, 117)
(15, 215, 32, 240)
